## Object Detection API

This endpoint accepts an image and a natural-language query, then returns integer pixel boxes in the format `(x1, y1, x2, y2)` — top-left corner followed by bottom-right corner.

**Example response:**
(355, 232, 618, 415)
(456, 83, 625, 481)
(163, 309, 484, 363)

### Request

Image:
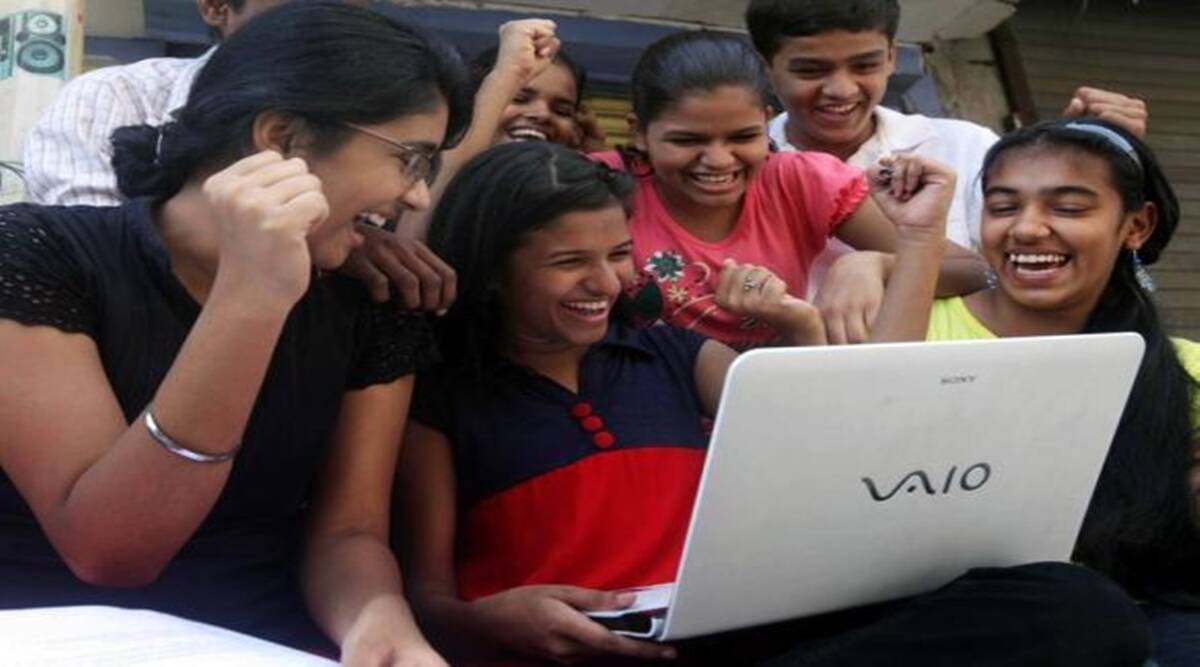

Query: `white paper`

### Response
(0, 606, 337, 666)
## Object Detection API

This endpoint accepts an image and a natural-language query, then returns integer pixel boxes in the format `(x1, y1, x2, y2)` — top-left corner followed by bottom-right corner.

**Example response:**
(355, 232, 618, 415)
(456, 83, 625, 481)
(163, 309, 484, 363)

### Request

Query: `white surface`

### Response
(587, 583, 674, 618)
(627, 583, 673, 613)
(0, 606, 337, 666)
(661, 334, 1144, 640)
(585, 584, 674, 639)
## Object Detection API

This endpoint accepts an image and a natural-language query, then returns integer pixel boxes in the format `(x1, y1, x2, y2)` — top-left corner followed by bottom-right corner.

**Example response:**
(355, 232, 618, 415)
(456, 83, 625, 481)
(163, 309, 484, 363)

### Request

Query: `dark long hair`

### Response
(112, 1, 472, 200)
(631, 30, 772, 127)
(982, 118, 1198, 598)
(426, 142, 633, 379)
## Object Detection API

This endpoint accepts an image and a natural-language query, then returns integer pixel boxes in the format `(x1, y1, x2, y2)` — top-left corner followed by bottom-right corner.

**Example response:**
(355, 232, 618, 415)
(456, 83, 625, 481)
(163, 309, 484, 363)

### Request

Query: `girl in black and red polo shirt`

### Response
(396, 141, 1147, 666)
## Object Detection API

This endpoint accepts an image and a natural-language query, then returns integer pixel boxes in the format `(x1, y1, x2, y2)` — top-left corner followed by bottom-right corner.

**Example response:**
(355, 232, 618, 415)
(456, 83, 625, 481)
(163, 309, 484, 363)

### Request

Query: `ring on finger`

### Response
(742, 270, 769, 292)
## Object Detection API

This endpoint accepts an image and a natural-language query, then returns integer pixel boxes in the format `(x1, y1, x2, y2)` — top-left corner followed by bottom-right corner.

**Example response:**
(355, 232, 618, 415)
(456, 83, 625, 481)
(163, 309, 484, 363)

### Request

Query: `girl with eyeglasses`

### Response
(0, 3, 469, 663)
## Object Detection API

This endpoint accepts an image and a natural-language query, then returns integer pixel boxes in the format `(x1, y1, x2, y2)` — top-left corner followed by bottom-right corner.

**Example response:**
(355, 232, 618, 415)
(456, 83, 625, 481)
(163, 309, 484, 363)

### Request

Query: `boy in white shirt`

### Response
(744, 0, 1148, 341)
(23, 0, 289, 206)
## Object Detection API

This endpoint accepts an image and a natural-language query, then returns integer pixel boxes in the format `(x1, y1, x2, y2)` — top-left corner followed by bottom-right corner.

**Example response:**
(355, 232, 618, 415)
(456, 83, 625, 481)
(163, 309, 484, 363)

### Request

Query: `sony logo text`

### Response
(940, 375, 977, 385)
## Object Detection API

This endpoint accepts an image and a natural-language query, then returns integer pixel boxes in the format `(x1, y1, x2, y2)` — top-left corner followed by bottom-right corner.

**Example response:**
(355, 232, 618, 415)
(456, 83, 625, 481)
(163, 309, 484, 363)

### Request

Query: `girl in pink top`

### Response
(593, 31, 985, 349)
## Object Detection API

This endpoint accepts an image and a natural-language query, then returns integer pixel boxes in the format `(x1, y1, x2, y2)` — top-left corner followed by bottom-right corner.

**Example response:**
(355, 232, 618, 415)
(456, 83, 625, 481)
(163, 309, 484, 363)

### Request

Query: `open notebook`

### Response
(0, 606, 336, 666)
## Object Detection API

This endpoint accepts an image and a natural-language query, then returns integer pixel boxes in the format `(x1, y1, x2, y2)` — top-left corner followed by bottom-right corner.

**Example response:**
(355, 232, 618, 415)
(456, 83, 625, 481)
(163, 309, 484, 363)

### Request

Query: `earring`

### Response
(1131, 248, 1156, 292)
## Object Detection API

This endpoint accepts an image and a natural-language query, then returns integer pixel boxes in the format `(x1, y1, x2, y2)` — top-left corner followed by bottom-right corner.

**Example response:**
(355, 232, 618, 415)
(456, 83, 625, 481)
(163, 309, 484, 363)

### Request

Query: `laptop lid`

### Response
(660, 333, 1145, 640)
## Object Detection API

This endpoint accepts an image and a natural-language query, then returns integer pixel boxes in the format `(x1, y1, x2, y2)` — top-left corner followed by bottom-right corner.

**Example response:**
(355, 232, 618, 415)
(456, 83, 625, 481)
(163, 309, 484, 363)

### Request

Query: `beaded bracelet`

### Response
(143, 409, 239, 464)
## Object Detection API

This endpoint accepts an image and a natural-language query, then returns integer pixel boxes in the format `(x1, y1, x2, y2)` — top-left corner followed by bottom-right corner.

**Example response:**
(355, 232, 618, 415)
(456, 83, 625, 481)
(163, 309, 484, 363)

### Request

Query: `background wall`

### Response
(1010, 0, 1200, 339)
(0, 0, 85, 204)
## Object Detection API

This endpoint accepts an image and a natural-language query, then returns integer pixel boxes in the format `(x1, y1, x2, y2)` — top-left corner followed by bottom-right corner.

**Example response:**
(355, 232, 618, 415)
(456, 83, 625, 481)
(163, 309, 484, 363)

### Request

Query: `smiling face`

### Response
(495, 61, 580, 146)
(502, 203, 634, 354)
(981, 146, 1155, 318)
(301, 103, 449, 269)
(635, 85, 770, 220)
(766, 29, 895, 159)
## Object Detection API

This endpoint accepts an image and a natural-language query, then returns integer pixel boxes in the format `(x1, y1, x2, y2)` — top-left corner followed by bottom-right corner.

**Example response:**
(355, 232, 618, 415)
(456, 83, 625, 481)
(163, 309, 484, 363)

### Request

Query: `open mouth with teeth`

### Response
(687, 170, 744, 194)
(1006, 252, 1071, 275)
(355, 212, 395, 231)
(508, 126, 549, 142)
(819, 103, 858, 114)
(561, 299, 611, 322)
(813, 101, 863, 125)
(811, 101, 868, 133)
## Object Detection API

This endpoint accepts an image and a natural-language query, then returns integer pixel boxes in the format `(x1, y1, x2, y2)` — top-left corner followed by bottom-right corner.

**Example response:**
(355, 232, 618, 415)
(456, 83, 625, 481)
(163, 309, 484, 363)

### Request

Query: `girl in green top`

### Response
(925, 117, 1198, 666)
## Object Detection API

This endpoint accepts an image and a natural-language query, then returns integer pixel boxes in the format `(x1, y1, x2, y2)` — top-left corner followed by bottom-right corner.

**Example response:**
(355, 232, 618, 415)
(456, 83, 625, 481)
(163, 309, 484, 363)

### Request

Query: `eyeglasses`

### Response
(342, 122, 441, 186)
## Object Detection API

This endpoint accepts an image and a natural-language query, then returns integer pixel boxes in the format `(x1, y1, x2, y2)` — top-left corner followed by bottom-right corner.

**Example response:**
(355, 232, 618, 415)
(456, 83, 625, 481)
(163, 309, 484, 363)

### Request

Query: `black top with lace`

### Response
(0, 200, 435, 647)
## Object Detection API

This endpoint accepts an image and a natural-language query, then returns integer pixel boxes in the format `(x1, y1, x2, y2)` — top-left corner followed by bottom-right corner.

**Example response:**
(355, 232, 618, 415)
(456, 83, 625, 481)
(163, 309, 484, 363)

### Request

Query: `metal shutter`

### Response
(1011, 0, 1200, 339)
(588, 93, 633, 148)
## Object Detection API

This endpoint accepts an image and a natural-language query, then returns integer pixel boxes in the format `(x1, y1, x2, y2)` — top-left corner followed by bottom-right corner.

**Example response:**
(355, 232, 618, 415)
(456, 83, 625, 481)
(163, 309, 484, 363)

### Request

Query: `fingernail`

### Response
(662, 648, 677, 659)
(436, 308, 448, 317)
(614, 592, 636, 605)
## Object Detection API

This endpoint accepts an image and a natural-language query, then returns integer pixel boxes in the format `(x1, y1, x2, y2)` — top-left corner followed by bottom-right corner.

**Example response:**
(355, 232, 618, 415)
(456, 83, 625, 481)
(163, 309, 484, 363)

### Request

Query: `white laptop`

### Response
(588, 333, 1145, 641)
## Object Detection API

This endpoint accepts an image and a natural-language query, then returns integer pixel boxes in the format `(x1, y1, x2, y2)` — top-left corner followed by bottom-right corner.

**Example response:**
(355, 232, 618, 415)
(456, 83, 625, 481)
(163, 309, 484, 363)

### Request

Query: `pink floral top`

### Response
(593, 150, 869, 348)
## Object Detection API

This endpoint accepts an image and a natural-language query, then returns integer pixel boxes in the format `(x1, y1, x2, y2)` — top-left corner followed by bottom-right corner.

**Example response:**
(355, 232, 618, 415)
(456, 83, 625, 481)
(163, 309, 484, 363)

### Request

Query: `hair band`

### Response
(1062, 122, 1142, 170)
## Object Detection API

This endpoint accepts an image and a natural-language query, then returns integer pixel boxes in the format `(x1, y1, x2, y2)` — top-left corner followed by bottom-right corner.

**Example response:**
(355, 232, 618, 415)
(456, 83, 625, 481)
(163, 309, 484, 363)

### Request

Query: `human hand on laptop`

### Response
(715, 260, 827, 346)
(468, 585, 677, 663)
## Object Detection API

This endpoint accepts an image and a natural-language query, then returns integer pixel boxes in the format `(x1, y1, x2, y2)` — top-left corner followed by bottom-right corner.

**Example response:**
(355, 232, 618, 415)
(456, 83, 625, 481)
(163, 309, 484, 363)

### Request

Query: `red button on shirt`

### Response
(580, 415, 604, 432)
(570, 402, 593, 419)
(593, 431, 616, 448)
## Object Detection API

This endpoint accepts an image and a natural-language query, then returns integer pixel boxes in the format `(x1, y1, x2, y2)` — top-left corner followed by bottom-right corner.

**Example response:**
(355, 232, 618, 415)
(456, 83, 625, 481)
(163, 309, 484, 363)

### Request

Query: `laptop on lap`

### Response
(588, 334, 1144, 640)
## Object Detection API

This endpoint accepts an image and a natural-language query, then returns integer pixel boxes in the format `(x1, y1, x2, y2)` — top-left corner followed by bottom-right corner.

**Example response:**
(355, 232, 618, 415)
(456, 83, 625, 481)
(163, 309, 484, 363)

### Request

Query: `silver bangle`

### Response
(144, 409, 239, 463)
